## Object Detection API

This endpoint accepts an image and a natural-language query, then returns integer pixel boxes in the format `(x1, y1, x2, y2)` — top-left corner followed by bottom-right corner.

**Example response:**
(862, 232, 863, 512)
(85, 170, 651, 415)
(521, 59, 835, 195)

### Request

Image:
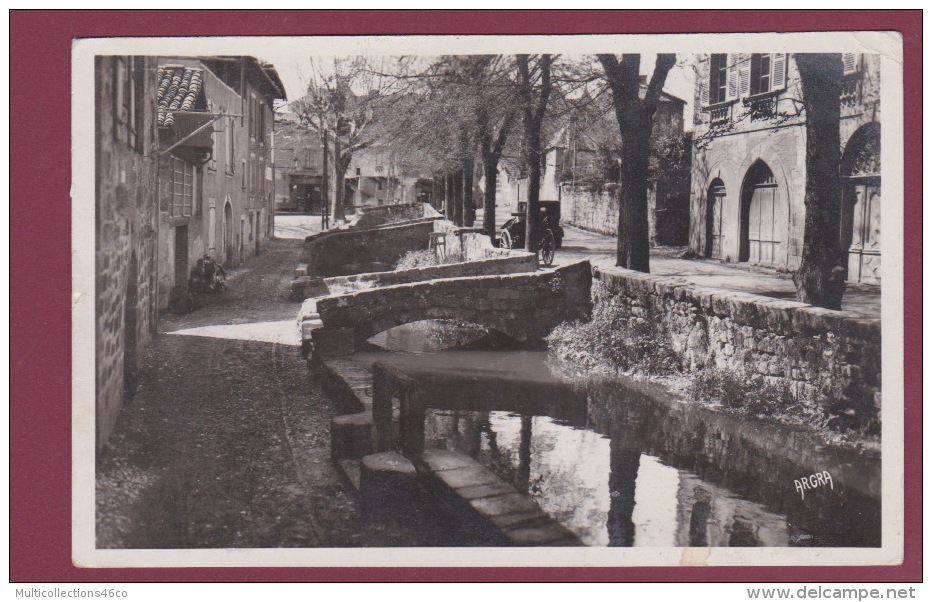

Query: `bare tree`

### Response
(292, 58, 378, 224)
(793, 53, 847, 309)
(516, 54, 554, 254)
(597, 53, 677, 272)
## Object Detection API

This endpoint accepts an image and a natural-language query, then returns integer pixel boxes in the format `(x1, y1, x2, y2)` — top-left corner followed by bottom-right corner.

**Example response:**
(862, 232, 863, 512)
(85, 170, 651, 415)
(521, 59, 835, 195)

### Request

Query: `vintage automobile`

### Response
(497, 201, 564, 266)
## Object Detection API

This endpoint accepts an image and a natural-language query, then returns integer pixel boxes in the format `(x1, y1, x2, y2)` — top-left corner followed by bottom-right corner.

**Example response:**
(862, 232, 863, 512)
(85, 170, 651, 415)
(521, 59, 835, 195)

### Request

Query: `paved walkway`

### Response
(556, 224, 880, 319)
(478, 204, 880, 319)
(96, 238, 439, 548)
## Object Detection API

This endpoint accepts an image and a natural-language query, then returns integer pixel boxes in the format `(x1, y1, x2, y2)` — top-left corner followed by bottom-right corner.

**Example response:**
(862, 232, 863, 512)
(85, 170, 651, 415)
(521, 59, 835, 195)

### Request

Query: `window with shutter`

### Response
(750, 54, 771, 96)
(738, 53, 750, 97)
(726, 53, 738, 100)
(771, 53, 787, 90)
(224, 112, 235, 174)
(843, 53, 860, 75)
(207, 101, 218, 171)
(165, 156, 195, 217)
(708, 54, 728, 105)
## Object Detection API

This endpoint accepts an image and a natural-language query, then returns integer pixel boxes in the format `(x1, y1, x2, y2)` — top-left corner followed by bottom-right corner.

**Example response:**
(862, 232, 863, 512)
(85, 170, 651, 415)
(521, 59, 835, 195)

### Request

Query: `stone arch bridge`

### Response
(314, 261, 592, 347)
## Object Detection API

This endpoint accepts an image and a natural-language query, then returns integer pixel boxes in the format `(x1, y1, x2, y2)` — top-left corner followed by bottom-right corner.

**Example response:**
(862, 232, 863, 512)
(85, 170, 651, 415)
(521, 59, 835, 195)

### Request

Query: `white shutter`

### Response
(726, 53, 738, 100)
(843, 53, 859, 75)
(738, 53, 750, 97)
(771, 53, 787, 90)
(700, 65, 709, 107)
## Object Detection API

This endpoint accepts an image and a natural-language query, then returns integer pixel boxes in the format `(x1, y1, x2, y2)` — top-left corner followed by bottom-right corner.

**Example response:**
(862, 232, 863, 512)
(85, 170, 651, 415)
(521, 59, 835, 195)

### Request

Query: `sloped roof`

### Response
(157, 66, 204, 128)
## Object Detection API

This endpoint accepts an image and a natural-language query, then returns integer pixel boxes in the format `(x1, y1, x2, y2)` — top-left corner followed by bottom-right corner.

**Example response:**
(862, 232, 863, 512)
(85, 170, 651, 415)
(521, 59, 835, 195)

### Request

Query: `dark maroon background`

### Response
(10, 10, 922, 583)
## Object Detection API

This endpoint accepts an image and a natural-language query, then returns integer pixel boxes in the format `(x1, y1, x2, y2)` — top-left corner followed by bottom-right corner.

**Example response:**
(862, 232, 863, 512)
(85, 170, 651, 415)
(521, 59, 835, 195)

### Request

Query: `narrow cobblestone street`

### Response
(95, 238, 437, 548)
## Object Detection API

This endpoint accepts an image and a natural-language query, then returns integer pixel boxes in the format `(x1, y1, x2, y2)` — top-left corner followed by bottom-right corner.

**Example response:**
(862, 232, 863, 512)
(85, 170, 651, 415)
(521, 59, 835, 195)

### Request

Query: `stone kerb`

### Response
(592, 265, 882, 418)
(316, 261, 592, 347)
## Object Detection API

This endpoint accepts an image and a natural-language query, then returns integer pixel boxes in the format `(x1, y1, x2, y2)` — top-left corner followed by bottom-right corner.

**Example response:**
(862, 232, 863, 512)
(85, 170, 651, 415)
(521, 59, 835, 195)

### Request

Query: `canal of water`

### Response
(358, 321, 881, 548)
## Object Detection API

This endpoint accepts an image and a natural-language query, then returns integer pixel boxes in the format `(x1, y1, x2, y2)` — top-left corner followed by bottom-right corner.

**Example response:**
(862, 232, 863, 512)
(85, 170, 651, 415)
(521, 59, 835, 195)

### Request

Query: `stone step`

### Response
(337, 459, 361, 492)
(419, 449, 582, 547)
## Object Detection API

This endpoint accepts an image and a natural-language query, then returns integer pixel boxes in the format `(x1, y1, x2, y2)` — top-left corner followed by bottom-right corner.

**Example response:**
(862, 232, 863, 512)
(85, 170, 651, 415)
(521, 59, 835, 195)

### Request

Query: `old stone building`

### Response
(156, 57, 286, 308)
(96, 56, 160, 449)
(95, 55, 285, 448)
(690, 53, 881, 284)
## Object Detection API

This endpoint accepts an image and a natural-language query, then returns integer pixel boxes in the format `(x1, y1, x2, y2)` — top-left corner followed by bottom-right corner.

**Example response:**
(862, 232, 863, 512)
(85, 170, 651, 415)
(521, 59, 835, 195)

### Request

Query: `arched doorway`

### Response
(705, 178, 726, 259)
(123, 253, 138, 402)
(739, 160, 785, 265)
(841, 124, 881, 284)
(222, 200, 233, 268)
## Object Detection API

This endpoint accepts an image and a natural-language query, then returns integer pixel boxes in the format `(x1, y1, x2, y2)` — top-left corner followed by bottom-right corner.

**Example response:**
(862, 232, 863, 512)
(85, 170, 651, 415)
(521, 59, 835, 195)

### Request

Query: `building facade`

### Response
(272, 111, 326, 214)
(96, 56, 160, 449)
(689, 53, 881, 284)
(95, 55, 285, 448)
(156, 57, 286, 309)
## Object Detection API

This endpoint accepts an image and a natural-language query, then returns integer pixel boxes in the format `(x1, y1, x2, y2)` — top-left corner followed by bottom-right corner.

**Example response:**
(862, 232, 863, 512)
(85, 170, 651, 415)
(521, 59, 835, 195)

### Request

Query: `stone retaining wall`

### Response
(303, 218, 440, 277)
(593, 266, 881, 421)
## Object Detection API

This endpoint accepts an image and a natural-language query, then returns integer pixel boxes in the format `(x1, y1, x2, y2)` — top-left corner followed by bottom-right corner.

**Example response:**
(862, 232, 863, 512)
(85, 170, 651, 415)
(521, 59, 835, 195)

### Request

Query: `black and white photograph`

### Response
(73, 32, 904, 567)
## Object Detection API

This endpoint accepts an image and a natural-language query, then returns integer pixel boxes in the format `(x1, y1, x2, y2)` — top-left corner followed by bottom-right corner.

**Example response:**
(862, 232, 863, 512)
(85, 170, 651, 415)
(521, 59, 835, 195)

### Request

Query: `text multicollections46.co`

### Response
(794, 470, 833, 500)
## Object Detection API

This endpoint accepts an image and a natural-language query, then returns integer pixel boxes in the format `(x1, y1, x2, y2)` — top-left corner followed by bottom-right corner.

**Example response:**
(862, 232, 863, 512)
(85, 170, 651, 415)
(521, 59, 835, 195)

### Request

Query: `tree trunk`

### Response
(618, 115, 652, 272)
(463, 153, 476, 227)
(332, 134, 346, 223)
(524, 131, 543, 253)
(517, 54, 552, 255)
(793, 53, 846, 309)
(445, 173, 455, 221)
(483, 156, 498, 237)
(598, 53, 676, 273)
(453, 169, 464, 226)
(321, 129, 330, 230)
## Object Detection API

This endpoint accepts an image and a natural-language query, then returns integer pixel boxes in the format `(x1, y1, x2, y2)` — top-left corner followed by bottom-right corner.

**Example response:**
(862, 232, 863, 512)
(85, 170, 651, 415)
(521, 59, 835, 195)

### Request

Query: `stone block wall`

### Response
(303, 218, 440, 277)
(560, 186, 680, 246)
(317, 261, 592, 346)
(96, 56, 160, 449)
(560, 189, 620, 238)
(593, 266, 881, 420)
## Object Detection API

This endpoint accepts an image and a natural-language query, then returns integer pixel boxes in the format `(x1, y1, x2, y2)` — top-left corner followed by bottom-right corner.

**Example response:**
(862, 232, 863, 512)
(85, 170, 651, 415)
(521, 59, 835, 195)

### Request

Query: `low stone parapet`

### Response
(593, 265, 882, 422)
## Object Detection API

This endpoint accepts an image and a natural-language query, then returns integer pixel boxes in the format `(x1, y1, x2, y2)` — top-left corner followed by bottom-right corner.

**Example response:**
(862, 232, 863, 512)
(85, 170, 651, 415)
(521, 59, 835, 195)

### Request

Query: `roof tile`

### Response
(157, 66, 204, 128)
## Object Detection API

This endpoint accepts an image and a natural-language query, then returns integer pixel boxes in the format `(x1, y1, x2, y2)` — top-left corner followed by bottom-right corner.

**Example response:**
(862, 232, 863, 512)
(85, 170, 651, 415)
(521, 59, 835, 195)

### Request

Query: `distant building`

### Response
(272, 109, 326, 214)
(690, 53, 880, 284)
(345, 149, 419, 210)
(95, 55, 285, 449)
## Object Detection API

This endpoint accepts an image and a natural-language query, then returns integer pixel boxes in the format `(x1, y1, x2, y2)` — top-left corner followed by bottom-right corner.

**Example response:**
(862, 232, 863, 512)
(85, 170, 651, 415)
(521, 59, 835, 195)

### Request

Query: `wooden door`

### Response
(748, 183, 779, 265)
(708, 189, 725, 259)
(847, 183, 881, 284)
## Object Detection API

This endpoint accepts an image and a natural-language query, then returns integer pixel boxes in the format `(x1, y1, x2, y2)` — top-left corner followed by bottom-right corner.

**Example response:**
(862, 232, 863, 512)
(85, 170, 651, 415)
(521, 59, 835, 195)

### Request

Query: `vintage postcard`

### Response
(73, 31, 904, 569)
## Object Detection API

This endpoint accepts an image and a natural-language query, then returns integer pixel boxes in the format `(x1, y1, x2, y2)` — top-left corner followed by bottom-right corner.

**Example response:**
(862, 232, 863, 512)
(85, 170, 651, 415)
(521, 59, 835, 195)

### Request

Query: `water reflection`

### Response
(363, 323, 881, 547)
